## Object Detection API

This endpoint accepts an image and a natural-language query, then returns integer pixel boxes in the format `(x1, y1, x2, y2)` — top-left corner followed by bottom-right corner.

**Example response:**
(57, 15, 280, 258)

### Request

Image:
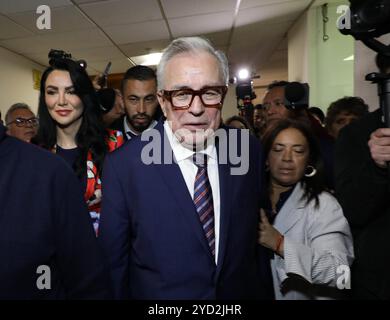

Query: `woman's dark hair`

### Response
(262, 118, 326, 208)
(34, 58, 108, 179)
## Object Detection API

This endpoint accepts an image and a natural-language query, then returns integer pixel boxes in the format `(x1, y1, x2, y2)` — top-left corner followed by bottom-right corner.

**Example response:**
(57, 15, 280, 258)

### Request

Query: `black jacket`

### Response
(0, 124, 111, 299)
(335, 109, 390, 299)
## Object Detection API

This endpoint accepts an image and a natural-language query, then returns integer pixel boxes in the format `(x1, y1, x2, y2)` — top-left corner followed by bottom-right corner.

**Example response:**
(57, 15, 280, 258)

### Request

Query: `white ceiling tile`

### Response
(232, 20, 291, 46)
(170, 11, 234, 37)
(119, 39, 171, 57)
(240, 0, 308, 10)
(79, 0, 162, 26)
(87, 57, 134, 74)
(201, 30, 230, 47)
(0, 15, 34, 40)
(0, 0, 70, 14)
(73, 0, 111, 4)
(161, 0, 236, 18)
(70, 45, 124, 62)
(103, 20, 169, 44)
(7, 6, 95, 34)
(25, 53, 53, 66)
(0, 28, 112, 55)
(236, 0, 308, 26)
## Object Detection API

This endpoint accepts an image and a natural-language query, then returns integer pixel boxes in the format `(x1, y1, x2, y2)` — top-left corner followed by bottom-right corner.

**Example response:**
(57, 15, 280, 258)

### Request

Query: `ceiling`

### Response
(0, 0, 319, 86)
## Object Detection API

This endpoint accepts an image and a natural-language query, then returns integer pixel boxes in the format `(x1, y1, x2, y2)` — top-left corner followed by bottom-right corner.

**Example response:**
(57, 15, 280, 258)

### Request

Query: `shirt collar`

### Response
(124, 117, 157, 138)
(163, 121, 217, 163)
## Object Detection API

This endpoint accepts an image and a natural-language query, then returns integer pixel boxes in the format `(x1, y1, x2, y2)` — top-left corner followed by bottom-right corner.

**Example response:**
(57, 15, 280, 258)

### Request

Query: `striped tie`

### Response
(193, 153, 215, 257)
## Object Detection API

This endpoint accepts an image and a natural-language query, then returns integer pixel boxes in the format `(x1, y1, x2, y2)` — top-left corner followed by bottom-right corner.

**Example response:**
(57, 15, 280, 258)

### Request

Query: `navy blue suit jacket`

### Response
(100, 121, 272, 299)
(0, 124, 110, 299)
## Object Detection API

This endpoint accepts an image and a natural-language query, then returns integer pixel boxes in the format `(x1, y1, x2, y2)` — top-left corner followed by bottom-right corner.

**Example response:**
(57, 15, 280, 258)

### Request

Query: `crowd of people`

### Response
(1, 35, 389, 300)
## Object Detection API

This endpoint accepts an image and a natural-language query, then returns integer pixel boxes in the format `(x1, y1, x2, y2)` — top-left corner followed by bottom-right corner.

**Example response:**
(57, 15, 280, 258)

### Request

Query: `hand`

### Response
(258, 209, 284, 255)
(368, 128, 390, 168)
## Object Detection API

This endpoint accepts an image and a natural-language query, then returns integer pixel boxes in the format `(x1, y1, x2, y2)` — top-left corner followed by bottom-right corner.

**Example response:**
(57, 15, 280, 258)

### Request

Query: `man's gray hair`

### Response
(5, 103, 34, 125)
(157, 36, 229, 90)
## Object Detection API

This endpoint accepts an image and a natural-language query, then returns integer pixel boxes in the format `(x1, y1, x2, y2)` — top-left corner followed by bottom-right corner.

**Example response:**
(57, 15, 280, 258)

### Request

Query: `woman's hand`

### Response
(258, 209, 284, 256)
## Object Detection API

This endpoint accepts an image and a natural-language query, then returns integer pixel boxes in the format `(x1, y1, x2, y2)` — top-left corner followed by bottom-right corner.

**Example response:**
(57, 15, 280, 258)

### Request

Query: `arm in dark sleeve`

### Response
(99, 155, 130, 299)
(335, 124, 389, 232)
(53, 164, 112, 299)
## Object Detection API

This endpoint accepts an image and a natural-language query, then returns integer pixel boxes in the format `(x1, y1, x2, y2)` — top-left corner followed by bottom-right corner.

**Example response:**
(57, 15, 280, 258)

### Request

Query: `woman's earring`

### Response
(304, 165, 317, 177)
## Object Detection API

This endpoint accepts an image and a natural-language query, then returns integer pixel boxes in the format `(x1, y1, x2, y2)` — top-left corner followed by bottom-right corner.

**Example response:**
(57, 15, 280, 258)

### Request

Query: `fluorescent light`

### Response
(343, 55, 354, 61)
(238, 68, 250, 80)
(130, 52, 163, 66)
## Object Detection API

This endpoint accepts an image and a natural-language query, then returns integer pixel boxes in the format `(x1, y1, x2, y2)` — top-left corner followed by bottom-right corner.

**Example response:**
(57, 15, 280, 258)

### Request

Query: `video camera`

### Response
(339, 0, 390, 55)
(48, 49, 87, 69)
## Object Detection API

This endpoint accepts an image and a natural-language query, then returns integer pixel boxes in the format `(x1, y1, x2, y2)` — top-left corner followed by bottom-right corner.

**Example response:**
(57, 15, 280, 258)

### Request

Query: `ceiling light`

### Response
(130, 52, 163, 66)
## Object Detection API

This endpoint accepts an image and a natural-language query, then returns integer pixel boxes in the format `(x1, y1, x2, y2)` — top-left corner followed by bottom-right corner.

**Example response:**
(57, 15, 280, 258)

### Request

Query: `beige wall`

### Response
(0, 47, 44, 120)
(287, 1, 354, 112)
(221, 84, 239, 121)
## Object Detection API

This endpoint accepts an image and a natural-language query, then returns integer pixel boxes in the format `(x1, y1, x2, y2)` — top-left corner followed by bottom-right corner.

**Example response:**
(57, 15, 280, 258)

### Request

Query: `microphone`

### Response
(284, 82, 309, 110)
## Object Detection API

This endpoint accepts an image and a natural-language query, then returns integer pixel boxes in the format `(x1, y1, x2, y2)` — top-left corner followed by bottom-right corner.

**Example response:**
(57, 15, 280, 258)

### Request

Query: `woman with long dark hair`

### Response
(258, 119, 354, 299)
(34, 56, 123, 235)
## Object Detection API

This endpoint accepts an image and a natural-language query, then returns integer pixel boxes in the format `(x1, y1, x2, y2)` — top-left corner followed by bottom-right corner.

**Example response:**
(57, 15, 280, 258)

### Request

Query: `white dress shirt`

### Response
(124, 118, 157, 140)
(163, 121, 221, 265)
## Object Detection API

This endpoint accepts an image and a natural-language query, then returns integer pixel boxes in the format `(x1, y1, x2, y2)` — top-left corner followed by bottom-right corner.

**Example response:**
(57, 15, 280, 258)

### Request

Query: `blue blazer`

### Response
(99, 121, 271, 299)
(0, 124, 110, 299)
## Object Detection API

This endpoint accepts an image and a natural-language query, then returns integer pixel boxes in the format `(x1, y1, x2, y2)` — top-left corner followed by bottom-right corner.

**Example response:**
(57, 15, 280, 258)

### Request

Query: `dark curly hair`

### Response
(325, 96, 369, 130)
(34, 58, 108, 179)
(262, 118, 326, 208)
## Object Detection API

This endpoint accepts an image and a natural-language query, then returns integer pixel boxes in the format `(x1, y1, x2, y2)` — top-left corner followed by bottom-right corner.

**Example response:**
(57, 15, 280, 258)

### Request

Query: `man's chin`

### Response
(131, 120, 151, 133)
(176, 129, 216, 150)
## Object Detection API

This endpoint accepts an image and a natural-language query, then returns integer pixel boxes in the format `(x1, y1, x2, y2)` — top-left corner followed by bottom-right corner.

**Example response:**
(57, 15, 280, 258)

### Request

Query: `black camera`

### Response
(340, 0, 390, 39)
(48, 49, 72, 63)
(340, 0, 390, 56)
(284, 82, 309, 111)
(48, 49, 87, 69)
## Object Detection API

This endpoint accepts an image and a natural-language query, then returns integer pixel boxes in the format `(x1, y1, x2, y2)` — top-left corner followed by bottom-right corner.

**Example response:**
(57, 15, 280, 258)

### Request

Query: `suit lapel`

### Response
(154, 122, 215, 259)
(274, 183, 306, 234)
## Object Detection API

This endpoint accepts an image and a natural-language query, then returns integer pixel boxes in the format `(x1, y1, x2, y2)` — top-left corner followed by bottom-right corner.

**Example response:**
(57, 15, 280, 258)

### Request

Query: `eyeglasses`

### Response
(160, 86, 228, 110)
(7, 117, 39, 127)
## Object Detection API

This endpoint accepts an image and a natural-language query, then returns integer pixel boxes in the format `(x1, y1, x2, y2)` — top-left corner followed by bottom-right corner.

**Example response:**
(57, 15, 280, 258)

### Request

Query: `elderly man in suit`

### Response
(99, 36, 270, 299)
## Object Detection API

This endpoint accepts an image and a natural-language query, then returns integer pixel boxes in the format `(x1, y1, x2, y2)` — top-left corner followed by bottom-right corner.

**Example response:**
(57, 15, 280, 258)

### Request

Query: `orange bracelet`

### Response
(275, 234, 284, 253)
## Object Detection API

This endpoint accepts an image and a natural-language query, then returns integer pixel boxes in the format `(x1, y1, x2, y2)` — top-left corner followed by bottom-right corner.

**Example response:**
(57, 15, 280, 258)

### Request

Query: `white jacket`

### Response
(271, 183, 354, 300)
